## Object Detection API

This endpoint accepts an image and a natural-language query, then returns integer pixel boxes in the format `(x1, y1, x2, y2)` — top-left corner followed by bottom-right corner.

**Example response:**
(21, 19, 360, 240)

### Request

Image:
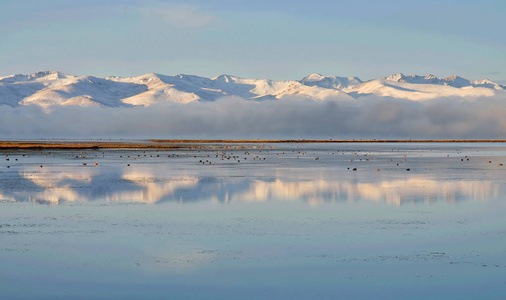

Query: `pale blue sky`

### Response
(1, 0, 505, 82)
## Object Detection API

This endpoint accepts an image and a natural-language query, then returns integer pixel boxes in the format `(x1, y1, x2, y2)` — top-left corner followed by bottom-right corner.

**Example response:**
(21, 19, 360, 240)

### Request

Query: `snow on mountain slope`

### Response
(0, 71, 75, 107)
(300, 73, 362, 89)
(384, 73, 441, 85)
(109, 73, 313, 104)
(470, 78, 504, 89)
(0, 71, 147, 108)
(106, 73, 205, 105)
(345, 73, 503, 100)
(261, 81, 355, 101)
(384, 73, 504, 90)
(0, 71, 503, 107)
(21, 75, 146, 107)
(212, 74, 296, 98)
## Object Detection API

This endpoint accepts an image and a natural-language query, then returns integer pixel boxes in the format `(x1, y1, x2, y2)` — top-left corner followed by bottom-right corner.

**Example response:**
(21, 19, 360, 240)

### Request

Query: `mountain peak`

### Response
(213, 74, 238, 83)
(385, 73, 444, 85)
(443, 75, 471, 88)
(29, 70, 69, 80)
(385, 73, 406, 82)
(386, 73, 443, 82)
(300, 73, 362, 89)
(444, 75, 463, 81)
(301, 73, 325, 82)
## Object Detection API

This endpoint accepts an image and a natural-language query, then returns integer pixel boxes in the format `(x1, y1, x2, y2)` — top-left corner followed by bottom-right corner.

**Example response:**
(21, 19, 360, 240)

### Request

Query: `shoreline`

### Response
(151, 139, 506, 144)
(1, 139, 505, 149)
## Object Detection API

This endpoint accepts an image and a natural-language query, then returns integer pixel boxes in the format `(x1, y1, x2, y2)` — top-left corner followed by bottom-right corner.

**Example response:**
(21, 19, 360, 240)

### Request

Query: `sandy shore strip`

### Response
(151, 139, 506, 143)
(1, 139, 505, 150)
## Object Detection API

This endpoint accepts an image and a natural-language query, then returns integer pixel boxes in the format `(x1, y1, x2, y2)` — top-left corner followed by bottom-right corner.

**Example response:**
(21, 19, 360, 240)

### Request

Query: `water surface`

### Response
(1, 143, 505, 299)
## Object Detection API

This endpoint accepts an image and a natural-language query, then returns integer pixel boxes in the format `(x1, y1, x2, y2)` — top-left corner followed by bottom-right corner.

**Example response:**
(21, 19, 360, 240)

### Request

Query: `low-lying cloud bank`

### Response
(1, 96, 505, 139)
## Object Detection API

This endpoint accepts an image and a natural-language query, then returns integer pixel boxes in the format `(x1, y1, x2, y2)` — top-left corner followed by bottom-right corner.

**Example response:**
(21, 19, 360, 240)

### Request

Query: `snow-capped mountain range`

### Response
(0, 71, 504, 108)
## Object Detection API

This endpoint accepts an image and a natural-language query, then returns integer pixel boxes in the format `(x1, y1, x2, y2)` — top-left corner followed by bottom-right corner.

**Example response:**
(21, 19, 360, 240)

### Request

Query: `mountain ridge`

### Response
(0, 71, 504, 108)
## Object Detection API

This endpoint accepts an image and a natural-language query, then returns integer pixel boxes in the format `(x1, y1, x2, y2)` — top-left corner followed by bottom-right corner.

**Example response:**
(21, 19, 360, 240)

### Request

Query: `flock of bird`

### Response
(2, 146, 504, 172)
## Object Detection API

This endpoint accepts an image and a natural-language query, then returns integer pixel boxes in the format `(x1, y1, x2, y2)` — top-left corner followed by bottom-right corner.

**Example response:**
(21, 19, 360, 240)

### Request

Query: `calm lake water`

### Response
(1, 143, 506, 299)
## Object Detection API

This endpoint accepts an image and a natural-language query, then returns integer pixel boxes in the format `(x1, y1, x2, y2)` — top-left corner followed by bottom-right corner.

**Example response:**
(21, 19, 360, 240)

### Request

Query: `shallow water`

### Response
(1, 143, 506, 299)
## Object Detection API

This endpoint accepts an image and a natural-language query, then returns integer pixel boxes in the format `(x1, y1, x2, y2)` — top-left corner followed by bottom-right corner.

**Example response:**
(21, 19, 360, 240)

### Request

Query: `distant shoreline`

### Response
(151, 139, 506, 144)
(0, 139, 505, 150)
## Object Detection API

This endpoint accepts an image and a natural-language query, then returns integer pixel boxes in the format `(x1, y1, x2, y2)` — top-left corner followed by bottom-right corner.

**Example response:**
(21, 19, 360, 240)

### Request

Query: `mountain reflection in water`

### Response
(0, 165, 499, 206)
